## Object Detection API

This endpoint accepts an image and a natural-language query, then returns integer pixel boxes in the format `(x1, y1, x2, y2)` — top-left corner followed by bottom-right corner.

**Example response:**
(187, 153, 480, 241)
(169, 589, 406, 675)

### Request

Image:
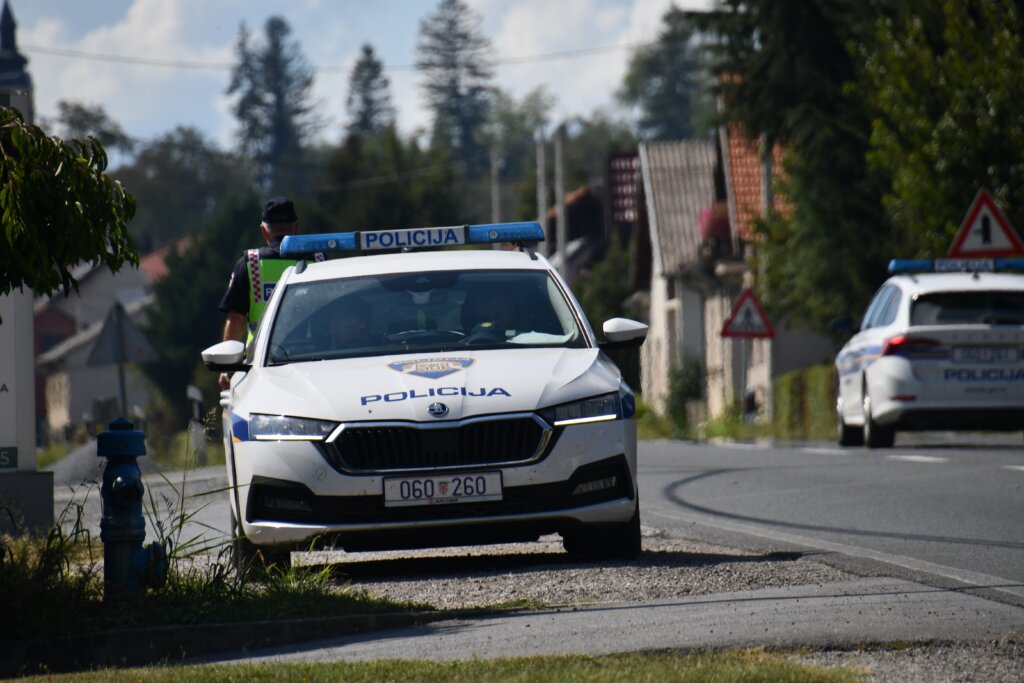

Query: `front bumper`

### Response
(230, 419, 638, 549)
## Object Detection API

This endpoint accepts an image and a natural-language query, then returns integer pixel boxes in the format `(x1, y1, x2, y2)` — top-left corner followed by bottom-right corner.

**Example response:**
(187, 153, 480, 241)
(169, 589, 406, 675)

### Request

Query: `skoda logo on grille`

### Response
(427, 402, 449, 418)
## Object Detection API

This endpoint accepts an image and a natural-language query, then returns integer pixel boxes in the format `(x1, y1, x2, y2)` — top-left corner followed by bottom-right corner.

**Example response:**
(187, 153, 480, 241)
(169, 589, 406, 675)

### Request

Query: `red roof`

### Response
(138, 235, 193, 282)
(725, 124, 787, 242)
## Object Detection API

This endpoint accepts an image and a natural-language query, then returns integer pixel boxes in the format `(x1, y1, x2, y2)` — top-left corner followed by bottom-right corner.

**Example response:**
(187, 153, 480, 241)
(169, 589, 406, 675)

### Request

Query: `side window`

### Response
(876, 286, 902, 327)
(859, 285, 893, 331)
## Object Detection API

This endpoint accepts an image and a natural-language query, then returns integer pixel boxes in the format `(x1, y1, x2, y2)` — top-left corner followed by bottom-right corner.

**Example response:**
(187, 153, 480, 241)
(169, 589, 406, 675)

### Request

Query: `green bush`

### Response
(665, 355, 704, 433)
(771, 364, 837, 440)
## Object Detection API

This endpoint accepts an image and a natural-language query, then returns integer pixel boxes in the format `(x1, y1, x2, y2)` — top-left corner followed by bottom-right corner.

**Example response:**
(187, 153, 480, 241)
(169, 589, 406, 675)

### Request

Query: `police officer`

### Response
(217, 196, 302, 390)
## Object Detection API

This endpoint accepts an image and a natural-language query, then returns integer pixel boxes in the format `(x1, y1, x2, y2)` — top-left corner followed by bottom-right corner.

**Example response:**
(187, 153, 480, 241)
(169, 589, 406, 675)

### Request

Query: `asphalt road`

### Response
(54, 434, 1024, 664)
(56, 433, 1024, 606)
(639, 434, 1024, 607)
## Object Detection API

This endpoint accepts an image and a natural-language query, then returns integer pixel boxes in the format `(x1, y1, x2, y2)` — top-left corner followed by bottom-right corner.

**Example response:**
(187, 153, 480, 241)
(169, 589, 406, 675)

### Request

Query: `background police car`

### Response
(835, 258, 1024, 448)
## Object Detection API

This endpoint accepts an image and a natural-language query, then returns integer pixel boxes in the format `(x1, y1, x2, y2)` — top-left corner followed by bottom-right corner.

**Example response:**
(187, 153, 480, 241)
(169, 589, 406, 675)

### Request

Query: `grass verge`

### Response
(635, 398, 678, 440)
(1, 478, 421, 645)
(21, 651, 864, 682)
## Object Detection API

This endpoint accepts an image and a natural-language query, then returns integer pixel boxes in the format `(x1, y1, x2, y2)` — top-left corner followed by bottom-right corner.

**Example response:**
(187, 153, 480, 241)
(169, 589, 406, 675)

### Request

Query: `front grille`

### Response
(321, 414, 551, 472)
(247, 455, 633, 526)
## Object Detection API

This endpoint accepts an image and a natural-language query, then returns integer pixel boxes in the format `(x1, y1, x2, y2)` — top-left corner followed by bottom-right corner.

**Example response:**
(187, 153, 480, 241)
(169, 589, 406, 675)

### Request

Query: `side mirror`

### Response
(599, 317, 648, 349)
(201, 340, 250, 372)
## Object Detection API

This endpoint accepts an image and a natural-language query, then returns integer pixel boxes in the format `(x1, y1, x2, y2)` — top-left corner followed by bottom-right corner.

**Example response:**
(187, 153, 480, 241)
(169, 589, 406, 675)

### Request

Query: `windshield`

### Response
(265, 269, 587, 363)
(910, 290, 1024, 326)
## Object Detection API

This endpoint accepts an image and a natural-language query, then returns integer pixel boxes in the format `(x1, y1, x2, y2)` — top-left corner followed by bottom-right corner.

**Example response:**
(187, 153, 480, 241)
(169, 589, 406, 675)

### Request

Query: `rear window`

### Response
(910, 291, 1024, 326)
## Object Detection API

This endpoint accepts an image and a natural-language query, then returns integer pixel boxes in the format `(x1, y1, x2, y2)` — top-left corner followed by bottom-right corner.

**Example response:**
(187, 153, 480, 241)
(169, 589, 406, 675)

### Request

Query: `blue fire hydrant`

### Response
(98, 418, 167, 603)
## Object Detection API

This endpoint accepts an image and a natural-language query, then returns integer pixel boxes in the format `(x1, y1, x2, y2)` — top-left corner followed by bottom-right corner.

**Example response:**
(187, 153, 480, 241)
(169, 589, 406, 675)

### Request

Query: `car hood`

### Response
(232, 347, 621, 422)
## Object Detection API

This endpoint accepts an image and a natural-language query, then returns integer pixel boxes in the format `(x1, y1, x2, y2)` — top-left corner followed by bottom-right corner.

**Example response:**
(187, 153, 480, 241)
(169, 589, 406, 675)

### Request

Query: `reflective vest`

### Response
(244, 249, 294, 339)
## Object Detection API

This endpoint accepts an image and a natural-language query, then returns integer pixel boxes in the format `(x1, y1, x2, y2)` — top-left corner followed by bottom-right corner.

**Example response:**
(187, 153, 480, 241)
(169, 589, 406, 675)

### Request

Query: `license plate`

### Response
(383, 472, 503, 507)
(952, 346, 1019, 363)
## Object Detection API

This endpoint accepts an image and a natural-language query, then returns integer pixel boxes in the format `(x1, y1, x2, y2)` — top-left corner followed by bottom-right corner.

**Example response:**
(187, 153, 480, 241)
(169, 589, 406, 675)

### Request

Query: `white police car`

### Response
(202, 222, 647, 566)
(835, 258, 1024, 448)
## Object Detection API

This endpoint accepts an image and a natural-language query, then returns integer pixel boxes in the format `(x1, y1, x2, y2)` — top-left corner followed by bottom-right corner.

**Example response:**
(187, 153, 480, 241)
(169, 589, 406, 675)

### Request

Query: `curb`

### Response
(3, 610, 456, 677)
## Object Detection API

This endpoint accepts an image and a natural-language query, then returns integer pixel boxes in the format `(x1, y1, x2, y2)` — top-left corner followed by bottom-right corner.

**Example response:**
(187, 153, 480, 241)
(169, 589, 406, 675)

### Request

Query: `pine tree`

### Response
(618, 6, 706, 141)
(226, 17, 318, 192)
(346, 44, 396, 139)
(416, 0, 494, 176)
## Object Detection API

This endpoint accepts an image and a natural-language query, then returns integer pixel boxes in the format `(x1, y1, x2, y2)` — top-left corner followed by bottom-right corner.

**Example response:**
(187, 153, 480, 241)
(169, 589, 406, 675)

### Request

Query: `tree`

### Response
(226, 17, 318, 192)
(416, 0, 494, 176)
(313, 127, 457, 231)
(859, 0, 1024, 255)
(141, 190, 258, 423)
(113, 126, 250, 250)
(0, 108, 136, 302)
(694, 1, 895, 330)
(42, 100, 135, 157)
(482, 87, 553, 179)
(345, 44, 396, 139)
(573, 235, 632, 326)
(618, 6, 707, 140)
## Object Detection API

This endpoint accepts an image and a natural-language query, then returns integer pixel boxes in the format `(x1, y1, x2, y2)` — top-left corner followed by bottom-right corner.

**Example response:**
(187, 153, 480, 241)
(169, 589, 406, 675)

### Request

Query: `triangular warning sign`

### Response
(948, 188, 1024, 257)
(87, 302, 157, 366)
(721, 288, 775, 339)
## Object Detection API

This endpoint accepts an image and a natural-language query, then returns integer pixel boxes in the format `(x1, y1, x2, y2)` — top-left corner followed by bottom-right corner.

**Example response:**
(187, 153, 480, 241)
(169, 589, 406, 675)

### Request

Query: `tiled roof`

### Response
(639, 140, 717, 275)
(139, 234, 193, 281)
(722, 123, 786, 242)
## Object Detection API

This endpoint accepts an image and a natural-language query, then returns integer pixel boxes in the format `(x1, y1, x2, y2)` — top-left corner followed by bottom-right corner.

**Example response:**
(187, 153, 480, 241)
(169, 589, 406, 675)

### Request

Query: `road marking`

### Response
(801, 447, 848, 456)
(886, 455, 948, 464)
(645, 504, 1024, 604)
(1003, 466, 1024, 473)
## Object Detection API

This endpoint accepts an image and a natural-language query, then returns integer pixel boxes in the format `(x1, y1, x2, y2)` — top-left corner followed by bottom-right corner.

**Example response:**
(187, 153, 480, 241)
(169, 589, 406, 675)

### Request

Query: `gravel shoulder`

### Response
(299, 526, 853, 609)
(296, 525, 1023, 682)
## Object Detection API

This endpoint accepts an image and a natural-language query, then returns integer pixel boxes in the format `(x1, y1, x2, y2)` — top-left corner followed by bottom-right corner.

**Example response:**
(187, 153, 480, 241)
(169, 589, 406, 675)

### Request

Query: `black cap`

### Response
(261, 196, 297, 224)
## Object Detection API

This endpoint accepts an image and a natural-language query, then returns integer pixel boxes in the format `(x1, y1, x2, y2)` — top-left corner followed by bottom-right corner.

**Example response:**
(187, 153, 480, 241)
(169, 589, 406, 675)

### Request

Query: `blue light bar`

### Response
(888, 257, 1024, 275)
(888, 259, 933, 274)
(280, 221, 544, 258)
(281, 232, 357, 257)
(994, 257, 1024, 271)
(467, 222, 545, 244)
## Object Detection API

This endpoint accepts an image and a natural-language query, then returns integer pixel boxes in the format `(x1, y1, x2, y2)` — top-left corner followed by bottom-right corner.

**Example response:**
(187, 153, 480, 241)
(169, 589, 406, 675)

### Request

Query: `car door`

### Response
(838, 284, 899, 421)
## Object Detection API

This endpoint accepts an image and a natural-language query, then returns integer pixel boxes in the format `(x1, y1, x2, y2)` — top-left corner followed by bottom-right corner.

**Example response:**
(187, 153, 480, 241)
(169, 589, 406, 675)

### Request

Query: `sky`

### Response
(12, 0, 711, 150)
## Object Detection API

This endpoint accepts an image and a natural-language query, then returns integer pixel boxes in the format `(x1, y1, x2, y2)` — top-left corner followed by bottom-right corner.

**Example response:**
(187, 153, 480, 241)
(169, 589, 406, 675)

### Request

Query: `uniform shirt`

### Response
(218, 242, 291, 318)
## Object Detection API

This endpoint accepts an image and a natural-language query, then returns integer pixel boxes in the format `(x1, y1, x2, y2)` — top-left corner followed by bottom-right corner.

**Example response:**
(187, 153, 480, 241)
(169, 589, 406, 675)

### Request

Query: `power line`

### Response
(21, 40, 651, 73)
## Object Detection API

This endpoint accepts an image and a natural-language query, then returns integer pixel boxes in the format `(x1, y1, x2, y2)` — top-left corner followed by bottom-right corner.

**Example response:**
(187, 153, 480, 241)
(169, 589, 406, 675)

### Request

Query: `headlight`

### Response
(249, 414, 336, 441)
(541, 393, 621, 426)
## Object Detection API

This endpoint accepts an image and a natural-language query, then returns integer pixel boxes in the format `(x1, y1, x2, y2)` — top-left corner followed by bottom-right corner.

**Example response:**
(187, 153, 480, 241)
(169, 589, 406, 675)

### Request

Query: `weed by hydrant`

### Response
(1, 441, 421, 644)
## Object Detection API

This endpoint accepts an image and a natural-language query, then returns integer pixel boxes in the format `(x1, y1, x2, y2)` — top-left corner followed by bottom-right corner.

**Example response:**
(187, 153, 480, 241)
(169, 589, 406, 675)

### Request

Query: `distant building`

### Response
(634, 126, 834, 424)
(34, 237, 191, 440)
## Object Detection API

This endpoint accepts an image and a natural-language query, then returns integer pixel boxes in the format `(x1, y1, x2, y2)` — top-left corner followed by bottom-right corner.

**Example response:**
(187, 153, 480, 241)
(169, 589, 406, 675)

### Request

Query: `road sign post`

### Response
(721, 288, 775, 421)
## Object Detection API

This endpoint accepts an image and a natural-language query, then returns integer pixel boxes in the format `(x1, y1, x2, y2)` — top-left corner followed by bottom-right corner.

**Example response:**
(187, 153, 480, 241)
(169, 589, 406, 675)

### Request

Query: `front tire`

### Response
(862, 389, 895, 449)
(562, 507, 641, 560)
(230, 510, 292, 576)
(836, 391, 863, 447)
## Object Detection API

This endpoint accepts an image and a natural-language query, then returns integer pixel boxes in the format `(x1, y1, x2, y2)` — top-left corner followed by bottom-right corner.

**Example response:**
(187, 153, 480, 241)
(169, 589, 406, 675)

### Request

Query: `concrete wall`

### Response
(641, 273, 671, 413)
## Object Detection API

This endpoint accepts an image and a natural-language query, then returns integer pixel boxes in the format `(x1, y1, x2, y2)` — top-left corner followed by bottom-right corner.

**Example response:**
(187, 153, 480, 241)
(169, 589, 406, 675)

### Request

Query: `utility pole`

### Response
(489, 149, 501, 224)
(535, 129, 548, 248)
(760, 136, 774, 422)
(554, 123, 567, 276)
